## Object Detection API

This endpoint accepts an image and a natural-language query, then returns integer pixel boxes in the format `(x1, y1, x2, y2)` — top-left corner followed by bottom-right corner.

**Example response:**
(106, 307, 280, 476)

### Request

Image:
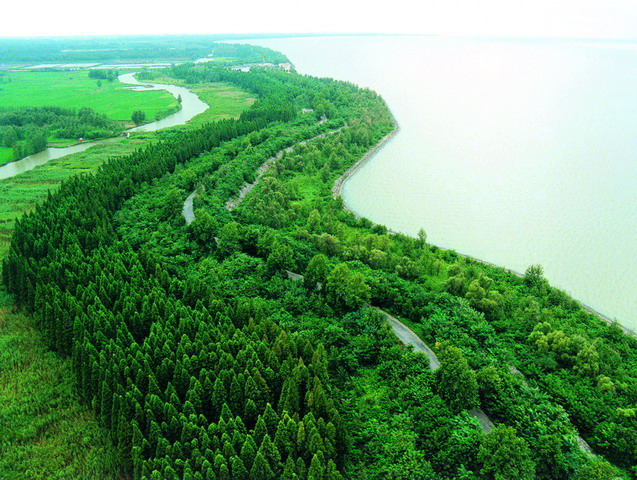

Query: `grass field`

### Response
(0, 147, 12, 166)
(0, 291, 124, 479)
(0, 70, 178, 122)
(189, 82, 256, 124)
(143, 76, 256, 126)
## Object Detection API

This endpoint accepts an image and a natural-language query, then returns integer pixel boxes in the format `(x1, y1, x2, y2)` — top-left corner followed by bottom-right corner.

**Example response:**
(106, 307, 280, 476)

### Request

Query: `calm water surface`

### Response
(244, 36, 637, 330)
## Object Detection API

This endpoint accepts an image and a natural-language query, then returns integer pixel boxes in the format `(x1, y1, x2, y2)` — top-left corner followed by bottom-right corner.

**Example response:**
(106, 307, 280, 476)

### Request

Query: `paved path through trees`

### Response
(183, 126, 345, 224)
(376, 308, 495, 433)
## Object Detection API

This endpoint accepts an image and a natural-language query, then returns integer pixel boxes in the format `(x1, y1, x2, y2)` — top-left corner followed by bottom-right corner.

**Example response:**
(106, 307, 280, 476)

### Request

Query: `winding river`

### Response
(0, 73, 209, 180)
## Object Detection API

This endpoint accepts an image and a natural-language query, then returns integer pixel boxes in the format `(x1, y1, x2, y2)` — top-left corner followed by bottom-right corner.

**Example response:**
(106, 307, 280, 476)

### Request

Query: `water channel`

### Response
(0, 73, 209, 180)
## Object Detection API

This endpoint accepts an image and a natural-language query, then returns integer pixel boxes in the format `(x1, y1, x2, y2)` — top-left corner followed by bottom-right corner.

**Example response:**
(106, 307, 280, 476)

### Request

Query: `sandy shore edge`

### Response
(332, 114, 400, 199)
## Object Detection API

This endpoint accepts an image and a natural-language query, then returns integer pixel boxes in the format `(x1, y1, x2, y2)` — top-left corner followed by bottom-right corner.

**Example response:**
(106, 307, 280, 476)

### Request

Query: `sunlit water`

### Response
(242, 36, 637, 330)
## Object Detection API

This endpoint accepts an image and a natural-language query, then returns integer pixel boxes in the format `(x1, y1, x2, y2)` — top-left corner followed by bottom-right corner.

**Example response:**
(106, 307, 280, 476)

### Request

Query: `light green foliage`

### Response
(596, 374, 616, 393)
(444, 264, 467, 296)
(574, 342, 600, 377)
(478, 425, 535, 480)
(435, 345, 479, 413)
(524, 264, 545, 289)
(528, 322, 601, 376)
(417, 227, 427, 247)
(577, 457, 621, 480)
(325, 263, 371, 312)
(465, 275, 502, 314)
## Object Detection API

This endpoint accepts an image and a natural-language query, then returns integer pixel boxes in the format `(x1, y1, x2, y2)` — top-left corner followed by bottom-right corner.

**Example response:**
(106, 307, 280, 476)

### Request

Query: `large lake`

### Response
(243, 36, 637, 330)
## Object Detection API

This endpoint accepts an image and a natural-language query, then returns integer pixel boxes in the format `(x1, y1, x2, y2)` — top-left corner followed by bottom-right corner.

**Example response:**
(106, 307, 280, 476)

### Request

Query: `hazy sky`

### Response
(5, 0, 637, 40)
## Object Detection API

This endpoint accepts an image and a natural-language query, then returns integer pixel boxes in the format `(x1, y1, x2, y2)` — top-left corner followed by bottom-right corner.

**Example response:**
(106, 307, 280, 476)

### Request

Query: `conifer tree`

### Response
(250, 452, 274, 480)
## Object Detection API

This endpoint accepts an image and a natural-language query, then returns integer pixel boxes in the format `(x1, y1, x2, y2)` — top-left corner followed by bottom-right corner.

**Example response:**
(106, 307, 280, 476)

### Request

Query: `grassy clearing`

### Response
(143, 76, 256, 125)
(190, 82, 256, 123)
(0, 147, 12, 166)
(0, 291, 125, 479)
(0, 70, 177, 122)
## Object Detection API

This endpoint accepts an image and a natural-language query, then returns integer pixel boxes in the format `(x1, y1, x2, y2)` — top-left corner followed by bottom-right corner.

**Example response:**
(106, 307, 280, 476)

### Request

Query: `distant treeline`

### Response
(210, 43, 289, 65)
(88, 69, 119, 82)
(0, 106, 118, 162)
(0, 36, 289, 65)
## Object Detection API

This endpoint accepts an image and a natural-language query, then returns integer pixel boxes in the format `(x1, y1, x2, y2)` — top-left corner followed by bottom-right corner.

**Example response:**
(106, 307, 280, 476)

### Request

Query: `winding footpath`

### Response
(380, 309, 440, 371)
(376, 308, 495, 433)
(183, 126, 345, 224)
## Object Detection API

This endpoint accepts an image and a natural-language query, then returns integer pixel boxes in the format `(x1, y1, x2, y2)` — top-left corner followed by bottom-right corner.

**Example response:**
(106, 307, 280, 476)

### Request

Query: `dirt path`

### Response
(226, 126, 344, 211)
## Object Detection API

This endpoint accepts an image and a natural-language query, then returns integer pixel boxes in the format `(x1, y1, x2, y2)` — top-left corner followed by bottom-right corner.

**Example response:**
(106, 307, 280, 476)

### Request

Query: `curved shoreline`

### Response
(332, 113, 400, 198)
(332, 115, 636, 337)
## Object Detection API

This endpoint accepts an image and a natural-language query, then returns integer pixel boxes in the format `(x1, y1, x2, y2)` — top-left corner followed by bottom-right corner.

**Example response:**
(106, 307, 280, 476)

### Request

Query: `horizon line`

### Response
(1, 32, 637, 43)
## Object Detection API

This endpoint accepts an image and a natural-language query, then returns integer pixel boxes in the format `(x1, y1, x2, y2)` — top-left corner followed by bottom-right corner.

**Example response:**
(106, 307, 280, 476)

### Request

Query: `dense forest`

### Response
(0, 106, 119, 162)
(3, 46, 636, 479)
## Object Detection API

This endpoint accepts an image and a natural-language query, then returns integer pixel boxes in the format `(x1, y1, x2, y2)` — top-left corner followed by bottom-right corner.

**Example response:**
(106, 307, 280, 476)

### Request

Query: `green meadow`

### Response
(0, 148, 12, 165)
(187, 82, 256, 124)
(139, 76, 257, 126)
(0, 70, 178, 122)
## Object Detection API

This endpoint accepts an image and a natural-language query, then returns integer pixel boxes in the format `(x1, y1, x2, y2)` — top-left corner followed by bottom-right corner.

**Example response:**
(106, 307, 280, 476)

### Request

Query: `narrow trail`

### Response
(378, 308, 440, 371)
(182, 191, 197, 225)
(376, 308, 494, 433)
(183, 125, 345, 224)
(226, 126, 344, 212)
